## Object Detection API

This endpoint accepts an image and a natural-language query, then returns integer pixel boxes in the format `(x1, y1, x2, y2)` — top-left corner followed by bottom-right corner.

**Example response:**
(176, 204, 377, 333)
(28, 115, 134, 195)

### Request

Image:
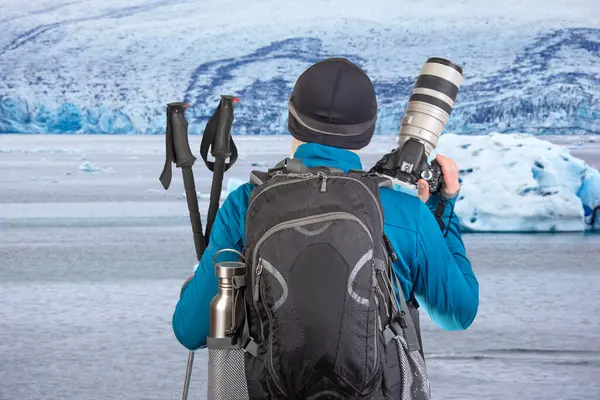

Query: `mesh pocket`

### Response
(207, 348, 249, 400)
(395, 335, 430, 400)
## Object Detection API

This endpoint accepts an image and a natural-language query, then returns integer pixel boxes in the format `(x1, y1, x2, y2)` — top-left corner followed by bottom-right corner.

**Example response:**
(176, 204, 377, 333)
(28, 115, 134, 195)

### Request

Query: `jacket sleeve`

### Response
(172, 186, 248, 350)
(414, 194, 479, 330)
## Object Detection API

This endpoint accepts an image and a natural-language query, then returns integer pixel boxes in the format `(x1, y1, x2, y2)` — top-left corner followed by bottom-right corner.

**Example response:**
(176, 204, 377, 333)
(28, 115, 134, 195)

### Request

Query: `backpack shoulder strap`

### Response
(267, 158, 309, 175)
(407, 293, 424, 359)
(249, 170, 270, 186)
(248, 157, 348, 187)
(371, 174, 394, 189)
(348, 170, 394, 189)
(248, 159, 308, 187)
(265, 158, 345, 176)
(392, 272, 422, 353)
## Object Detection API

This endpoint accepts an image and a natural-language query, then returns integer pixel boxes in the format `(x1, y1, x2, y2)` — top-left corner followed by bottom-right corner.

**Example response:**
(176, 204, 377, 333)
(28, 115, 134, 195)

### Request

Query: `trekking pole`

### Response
(200, 95, 240, 242)
(181, 95, 239, 400)
(159, 102, 205, 400)
(159, 102, 206, 260)
(159, 97, 239, 400)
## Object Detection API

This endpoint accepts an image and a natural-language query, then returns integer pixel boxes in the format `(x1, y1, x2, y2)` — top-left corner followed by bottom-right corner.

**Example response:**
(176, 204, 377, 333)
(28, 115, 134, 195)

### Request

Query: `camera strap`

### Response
(434, 198, 446, 231)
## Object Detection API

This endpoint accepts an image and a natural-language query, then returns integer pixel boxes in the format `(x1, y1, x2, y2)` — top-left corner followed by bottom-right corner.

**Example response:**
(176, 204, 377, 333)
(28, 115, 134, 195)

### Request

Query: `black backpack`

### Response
(240, 158, 430, 400)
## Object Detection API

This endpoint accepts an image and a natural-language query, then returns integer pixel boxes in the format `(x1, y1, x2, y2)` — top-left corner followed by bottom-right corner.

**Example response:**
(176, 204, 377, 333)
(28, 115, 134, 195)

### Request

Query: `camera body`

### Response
(371, 57, 463, 194)
(372, 138, 443, 193)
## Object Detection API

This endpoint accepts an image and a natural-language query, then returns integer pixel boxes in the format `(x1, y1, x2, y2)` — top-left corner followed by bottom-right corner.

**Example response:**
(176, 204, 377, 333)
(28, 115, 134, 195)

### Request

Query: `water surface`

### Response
(1, 227, 599, 400)
(1, 135, 599, 399)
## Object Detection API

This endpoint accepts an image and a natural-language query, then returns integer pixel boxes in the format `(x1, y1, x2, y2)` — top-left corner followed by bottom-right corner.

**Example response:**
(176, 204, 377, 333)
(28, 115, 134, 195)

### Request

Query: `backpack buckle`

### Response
(383, 325, 396, 344)
(395, 311, 409, 329)
(242, 337, 258, 356)
(268, 158, 313, 176)
(267, 164, 287, 176)
(388, 311, 406, 337)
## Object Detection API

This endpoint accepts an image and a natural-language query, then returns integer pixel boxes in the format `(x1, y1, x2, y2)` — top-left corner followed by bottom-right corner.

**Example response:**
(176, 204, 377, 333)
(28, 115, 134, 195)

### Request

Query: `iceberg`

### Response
(424, 134, 600, 232)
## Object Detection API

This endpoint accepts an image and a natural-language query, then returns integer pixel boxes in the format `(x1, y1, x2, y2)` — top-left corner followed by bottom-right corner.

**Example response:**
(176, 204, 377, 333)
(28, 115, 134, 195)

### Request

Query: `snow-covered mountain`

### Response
(0, 0, 598, 135)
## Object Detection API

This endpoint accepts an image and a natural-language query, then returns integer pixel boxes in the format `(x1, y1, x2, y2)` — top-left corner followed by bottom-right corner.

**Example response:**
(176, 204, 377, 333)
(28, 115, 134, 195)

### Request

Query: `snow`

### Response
(0, 0, 599, 135)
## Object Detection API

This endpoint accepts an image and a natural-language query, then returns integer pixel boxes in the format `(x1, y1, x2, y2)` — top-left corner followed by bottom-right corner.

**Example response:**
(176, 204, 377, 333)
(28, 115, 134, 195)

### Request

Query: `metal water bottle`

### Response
(209, 250, 246, 337)
(207, 249, 250, 400)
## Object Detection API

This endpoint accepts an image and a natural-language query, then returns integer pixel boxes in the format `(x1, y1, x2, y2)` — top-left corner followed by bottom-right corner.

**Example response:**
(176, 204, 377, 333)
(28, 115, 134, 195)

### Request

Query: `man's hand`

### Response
(417, 153, 461, 203)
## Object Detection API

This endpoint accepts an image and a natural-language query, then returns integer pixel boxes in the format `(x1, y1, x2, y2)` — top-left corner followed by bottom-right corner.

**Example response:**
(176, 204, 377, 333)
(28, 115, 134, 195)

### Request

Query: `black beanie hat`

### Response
(288, 57, 377, 150)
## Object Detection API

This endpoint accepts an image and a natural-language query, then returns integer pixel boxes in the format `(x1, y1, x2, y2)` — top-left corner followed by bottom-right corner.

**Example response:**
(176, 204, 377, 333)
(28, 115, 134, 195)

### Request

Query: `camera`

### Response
(371, 57, 463, 193)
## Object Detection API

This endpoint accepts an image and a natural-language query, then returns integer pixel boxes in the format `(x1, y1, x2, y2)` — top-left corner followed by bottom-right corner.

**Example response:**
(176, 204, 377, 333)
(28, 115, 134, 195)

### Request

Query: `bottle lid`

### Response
(215, 261, 246, 278)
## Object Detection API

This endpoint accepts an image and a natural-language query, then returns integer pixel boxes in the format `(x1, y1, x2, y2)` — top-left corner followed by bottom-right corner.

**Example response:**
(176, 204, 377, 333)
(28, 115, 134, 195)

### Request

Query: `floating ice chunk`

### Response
(409, 133, 600, 232)
(79, 161, 105, 172)
(226, 178, 246, 193)
(180, 177, 247, 201)
(250, 161, 271, 167)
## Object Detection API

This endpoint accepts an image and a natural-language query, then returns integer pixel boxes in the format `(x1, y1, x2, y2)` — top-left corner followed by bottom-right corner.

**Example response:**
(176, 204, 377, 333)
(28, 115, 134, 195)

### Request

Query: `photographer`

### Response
(172, 57, 479, 395)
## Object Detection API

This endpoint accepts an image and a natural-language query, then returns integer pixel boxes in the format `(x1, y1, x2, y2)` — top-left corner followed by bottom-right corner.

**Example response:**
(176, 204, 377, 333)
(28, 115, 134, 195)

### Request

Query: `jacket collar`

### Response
(292, 143, 363, 172)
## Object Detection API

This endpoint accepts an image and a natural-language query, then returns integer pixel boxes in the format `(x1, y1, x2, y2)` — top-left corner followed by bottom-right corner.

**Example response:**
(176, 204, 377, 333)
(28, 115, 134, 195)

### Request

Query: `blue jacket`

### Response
(173, 143, 479, 350)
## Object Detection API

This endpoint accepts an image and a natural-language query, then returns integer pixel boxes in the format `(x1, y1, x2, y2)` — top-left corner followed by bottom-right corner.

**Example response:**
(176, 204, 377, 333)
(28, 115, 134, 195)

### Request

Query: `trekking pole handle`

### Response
(168, 102, 196, 168)
(212, 96, 239, 159)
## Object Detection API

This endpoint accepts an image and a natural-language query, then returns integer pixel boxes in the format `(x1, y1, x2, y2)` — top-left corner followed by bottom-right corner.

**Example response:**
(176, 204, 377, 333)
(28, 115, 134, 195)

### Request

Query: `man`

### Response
(172, 57, 479, 352)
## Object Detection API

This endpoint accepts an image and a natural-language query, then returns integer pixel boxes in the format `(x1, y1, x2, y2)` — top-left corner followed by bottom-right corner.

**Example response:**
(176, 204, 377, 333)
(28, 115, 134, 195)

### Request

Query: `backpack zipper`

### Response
(261, 272, 287, 397)
(371, 257, 381, 375)
(255, 259, 266, 342)
(252, 257, 287, 396)
(247, 173, 384, 228)
(253, 259, 263, 303)
(379, 241, 398, 317)
(252, 211, 374, 270)
(318, 172, 327, 192)
(247, 173, 316, 211)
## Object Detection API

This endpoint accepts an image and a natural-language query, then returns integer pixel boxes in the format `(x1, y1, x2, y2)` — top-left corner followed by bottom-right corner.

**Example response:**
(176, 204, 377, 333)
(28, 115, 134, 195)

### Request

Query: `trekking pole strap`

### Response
(201, 96, 239, 243)
(199, 99, 239, 173)
(200, 133, 239, 172)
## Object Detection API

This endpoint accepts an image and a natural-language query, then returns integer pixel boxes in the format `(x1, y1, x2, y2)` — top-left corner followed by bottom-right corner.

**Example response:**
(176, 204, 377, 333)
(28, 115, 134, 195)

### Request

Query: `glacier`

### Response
(215, 134, 600, 232)
(0, 0, 599, 135)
